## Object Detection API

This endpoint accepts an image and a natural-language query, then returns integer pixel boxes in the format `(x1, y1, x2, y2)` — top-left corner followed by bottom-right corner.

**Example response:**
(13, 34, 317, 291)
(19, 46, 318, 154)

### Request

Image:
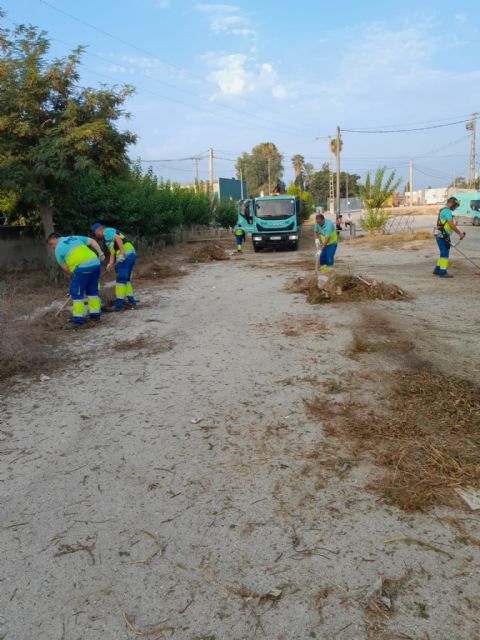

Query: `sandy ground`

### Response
(1, 220, 480, 640)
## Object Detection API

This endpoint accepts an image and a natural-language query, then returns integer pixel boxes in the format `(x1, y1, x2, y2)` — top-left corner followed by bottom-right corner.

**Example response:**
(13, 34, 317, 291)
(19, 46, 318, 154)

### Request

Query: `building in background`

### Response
(213, 177, 247, 201)
(424, 188, 448, 205)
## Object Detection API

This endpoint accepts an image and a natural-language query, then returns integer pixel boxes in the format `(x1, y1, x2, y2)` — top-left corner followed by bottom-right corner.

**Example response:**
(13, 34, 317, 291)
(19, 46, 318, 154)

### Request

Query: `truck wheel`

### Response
(253, 244, 260, 253)
(473, 216, 480, 227)
(289, 241, 298, 251)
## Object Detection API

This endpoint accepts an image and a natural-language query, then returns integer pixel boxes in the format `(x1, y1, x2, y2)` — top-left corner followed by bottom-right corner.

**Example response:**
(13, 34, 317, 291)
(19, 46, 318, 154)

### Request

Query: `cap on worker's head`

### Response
(90, 222, 103, 233)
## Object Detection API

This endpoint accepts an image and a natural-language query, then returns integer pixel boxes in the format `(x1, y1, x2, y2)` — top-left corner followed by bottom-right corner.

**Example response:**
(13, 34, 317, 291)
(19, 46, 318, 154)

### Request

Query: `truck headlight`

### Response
(288, 235, 298, 240)
(253, 236, 262, 241)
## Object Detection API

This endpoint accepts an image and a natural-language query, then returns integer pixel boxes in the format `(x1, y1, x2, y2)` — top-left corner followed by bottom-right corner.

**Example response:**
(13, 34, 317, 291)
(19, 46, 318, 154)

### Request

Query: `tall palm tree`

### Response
(291, 154, 305, 178)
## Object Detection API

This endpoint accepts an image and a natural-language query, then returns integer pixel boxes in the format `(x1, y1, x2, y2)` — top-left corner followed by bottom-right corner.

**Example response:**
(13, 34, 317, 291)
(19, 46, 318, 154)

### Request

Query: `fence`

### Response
(0, 225, 231, 272)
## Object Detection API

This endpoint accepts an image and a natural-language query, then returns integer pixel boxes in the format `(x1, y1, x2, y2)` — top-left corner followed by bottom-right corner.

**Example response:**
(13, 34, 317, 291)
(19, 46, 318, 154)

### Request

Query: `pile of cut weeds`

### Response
(188, 243, 229, 263)
(286, 273, 410, 304)
(310, 371, 480, 510)
(136, 260, 186, 281)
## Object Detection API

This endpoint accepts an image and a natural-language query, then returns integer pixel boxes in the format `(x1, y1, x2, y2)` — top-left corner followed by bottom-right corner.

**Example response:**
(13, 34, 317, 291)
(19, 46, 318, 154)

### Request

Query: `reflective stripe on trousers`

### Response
(115, 253, 136, 308)
(70, 264, 102, 324)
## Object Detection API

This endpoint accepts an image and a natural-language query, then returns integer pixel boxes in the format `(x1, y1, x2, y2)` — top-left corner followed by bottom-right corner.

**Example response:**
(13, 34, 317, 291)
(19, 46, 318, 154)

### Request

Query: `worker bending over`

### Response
(47, 233, 105, 327)
(434, 197, 465, 278)
(232, 223, 246, 253)
(90, 223, 137, 309)
(314, 213, 338, 272)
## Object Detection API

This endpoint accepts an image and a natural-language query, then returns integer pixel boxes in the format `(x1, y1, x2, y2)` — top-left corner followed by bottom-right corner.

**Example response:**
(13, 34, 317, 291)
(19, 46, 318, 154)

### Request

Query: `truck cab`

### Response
(450, 191, 480, 226)
(248, 195, 300, 251)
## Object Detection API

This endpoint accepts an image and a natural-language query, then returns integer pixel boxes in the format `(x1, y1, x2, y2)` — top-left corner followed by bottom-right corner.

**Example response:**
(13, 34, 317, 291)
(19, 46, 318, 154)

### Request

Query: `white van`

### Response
(450, 192, 480, 226)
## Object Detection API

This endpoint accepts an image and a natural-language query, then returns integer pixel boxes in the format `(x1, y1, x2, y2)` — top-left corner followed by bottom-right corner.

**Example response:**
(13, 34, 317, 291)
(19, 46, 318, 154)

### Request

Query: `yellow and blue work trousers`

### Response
(319, 242, 337, 272)
(234, 232, 245, 252)
(70, 264, 101, 324)
(115, 252, 136, 309)
(434, 237, 450, 275)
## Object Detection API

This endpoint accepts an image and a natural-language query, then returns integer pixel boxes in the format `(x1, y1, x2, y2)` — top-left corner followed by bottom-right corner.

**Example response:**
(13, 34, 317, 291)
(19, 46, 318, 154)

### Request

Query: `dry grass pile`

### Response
(344, 231, 432, 249)
(114, 333, 174, 355)
(0, 284, 59, 381)
(286, 273, 410, 304)
(310, 371, 480, 510)
(136, 260, 186, 282)
(188, 243, 229, 263)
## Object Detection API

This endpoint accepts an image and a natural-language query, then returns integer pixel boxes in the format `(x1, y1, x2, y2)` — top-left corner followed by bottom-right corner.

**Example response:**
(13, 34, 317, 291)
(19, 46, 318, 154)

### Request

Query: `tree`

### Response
(309, 163, 361, 204)
(359, 166, 401, 233)
(448, 177, 467, 189)
(0, 15, 136, 236)
(330, 137, 343, 155)
(304, 162, 314, 189)
(291, 154, 305, 178)
(236, 142, 284, 197)
(287, 182, 313, 219)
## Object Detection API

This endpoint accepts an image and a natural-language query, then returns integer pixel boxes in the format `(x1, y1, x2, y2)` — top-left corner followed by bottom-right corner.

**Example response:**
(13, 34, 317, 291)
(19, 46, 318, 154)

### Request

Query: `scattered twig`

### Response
(54, 537, 97, 564)
(123, 613, 174, 638)
(444, 516, 480, 546)
(384, 534, 454, 559)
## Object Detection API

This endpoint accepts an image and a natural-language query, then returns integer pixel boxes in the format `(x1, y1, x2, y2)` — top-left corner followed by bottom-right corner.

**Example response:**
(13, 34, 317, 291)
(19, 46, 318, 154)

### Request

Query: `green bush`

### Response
(213, 199, 237, 228)
(359, 209, 389, 233)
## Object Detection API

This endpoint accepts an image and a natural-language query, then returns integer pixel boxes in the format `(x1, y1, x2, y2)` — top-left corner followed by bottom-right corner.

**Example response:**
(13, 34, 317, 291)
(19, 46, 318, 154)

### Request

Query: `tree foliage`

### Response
(0, 15, 135, 236)
(309, 163, 361, 204)
(287, 182, 314, 219)
(291, 154, 305, 177)
(235, 142, 284, 197)
(359, 166, 401, 233)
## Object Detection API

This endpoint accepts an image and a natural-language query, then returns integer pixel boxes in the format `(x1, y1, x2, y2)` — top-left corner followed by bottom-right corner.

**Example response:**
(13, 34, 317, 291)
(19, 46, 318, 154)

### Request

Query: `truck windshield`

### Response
(256, 199, 295, 220)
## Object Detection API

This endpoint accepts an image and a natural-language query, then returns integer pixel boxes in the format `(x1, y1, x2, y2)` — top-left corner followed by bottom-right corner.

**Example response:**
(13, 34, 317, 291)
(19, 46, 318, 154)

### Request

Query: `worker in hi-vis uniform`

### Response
(434, 197, 465, 278)
(314, 213, 338, 272)
(232, 223, 246, 253)
(47, 232, 105, 327)
(90, 223, 137, 310)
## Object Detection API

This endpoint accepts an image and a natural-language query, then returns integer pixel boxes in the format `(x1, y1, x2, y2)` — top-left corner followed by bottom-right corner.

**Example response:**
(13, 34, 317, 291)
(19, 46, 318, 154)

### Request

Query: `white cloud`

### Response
(195, 3, 256, 37)
(204, 52, 291, 100)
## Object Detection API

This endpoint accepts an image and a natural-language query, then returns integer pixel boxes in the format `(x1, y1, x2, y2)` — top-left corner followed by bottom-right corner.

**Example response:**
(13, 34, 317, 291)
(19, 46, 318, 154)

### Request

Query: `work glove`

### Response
(106, 263, 113, 272)
(117, 254, 126, 263)
(99, 252, 106, 262)
(315, 238, 320, 249)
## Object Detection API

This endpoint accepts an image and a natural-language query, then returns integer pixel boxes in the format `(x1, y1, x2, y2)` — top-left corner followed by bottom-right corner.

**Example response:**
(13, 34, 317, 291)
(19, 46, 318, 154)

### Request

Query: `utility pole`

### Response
(328, 140, 334, 214)
(335, 126, 341, 220)
(466, 112, 478, 188)
(346, 173, 349, 211)
(240, 168, 244, 199)
(208, 148, 214, 196)
(409, 159, 413, 207)
(193, 157, 200, 186)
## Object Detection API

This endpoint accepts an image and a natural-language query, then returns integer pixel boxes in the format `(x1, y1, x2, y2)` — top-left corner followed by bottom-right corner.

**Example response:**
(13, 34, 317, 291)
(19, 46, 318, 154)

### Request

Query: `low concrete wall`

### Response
(0, 227, 47, 272)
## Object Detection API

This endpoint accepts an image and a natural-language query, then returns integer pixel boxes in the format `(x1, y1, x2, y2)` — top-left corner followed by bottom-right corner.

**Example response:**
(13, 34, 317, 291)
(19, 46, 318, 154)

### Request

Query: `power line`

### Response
(342, 119, 471, 134)
(37, 0, 315, 138)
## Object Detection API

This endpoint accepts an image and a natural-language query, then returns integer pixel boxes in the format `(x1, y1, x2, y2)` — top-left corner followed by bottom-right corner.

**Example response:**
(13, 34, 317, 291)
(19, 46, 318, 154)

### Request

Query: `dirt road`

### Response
(1, 225, 480, 640)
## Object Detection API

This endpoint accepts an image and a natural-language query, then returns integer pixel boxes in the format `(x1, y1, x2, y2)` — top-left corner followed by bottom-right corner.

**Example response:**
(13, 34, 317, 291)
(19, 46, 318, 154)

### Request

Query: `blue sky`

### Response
(4, 0, 480, 189)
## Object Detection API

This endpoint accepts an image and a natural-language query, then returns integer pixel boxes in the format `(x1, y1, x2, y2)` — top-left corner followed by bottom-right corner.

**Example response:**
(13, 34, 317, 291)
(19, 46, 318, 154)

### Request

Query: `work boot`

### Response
(438, 273, 453, 278)
(433, 267, 440, 275)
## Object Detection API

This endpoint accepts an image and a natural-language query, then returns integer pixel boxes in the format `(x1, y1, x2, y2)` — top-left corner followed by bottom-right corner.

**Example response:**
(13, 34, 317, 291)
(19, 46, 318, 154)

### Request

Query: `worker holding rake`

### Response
(433, 197, 465, 278)
(314, 213, 337, 272)
(47, 232, 105, 328)
(90, 223, 137, 310)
